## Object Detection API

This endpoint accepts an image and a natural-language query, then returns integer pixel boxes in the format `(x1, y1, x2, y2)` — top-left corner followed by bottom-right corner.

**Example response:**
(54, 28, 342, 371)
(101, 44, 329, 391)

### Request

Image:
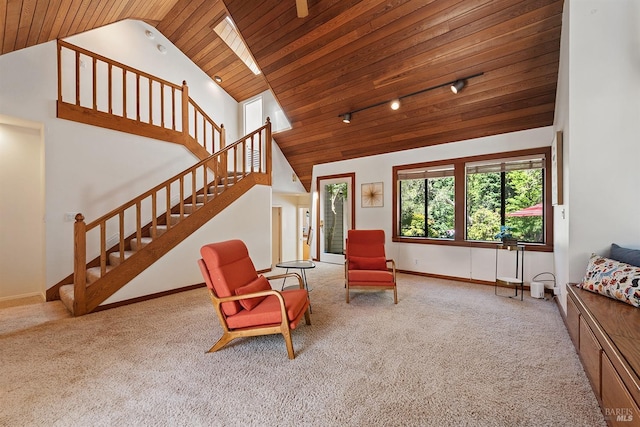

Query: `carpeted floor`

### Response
(0, 262, 605, 426)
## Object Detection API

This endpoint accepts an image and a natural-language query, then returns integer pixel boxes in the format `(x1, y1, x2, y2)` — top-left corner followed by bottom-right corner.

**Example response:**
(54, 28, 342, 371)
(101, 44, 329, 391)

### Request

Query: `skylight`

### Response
(213, 16, 261, 75)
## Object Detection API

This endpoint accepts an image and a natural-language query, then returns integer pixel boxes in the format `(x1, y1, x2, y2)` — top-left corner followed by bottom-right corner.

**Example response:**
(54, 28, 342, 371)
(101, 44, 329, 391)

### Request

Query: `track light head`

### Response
(342, 113, 351, 124)
(450, 80, 465, 94)
(390, 98, 401, 110)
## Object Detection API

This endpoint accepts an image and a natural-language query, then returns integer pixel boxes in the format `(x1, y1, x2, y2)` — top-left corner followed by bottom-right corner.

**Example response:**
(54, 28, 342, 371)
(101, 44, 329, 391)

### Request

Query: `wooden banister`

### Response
(57, 40, 225, 157)
(70, 120, 272, 315)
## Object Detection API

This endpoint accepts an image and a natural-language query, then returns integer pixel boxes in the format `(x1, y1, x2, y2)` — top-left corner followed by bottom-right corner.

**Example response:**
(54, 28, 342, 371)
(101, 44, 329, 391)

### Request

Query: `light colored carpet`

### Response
(0, 262, 605, 426)
(0, 299, 70, 335)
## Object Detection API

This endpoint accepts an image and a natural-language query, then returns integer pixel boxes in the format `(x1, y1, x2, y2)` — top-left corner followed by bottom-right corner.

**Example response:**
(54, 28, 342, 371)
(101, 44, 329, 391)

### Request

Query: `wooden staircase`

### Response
(48, 40, 272, 316)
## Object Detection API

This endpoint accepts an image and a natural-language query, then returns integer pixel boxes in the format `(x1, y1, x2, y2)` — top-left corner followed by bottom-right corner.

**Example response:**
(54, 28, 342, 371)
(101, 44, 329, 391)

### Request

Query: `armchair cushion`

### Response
(349, 270, 394, 284)
(200, 240, 259, 316)
(235, 275, 272, 311)
(226, 289, 309, 329)
(349, 256, 387, 271)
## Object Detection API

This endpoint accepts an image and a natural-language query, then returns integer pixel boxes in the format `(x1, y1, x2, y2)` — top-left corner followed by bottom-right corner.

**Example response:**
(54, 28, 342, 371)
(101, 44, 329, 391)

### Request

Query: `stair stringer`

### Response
(75, 173, 268, 314)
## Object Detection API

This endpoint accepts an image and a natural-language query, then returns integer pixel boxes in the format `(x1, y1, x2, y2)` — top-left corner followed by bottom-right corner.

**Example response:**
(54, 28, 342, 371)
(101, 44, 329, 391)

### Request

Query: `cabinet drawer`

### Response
(566, 293, 580, 350)
(580, 317, 602, 398)
(602, 353, 640, 426)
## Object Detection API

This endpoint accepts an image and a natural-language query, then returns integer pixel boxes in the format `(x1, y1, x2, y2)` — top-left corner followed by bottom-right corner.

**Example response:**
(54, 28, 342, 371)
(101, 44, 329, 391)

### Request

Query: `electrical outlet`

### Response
(414, 259, 418, 265)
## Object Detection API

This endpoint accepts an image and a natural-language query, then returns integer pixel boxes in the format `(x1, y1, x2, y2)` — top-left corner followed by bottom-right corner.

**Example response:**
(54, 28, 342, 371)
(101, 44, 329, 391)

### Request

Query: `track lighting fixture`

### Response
(450, 80, 465, 94)
(338, 72, 483, 124)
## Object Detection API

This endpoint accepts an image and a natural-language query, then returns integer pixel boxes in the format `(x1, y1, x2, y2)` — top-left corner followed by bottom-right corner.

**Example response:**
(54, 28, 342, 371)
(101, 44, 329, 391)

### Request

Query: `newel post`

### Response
(265, 117, 272, 185)
(218, 124, 227, 179)
(181, 80, 189, 142)
(73, 213, 87, 316)
(220, 123, 226, 149)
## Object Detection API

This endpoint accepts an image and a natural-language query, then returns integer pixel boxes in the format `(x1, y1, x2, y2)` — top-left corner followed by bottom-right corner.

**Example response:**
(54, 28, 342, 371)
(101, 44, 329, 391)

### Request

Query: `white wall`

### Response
(554, 0, 640, 312)
(0, 119, 45, 300)
(552, 0, 571, 308)
(311, 127, 556, 284)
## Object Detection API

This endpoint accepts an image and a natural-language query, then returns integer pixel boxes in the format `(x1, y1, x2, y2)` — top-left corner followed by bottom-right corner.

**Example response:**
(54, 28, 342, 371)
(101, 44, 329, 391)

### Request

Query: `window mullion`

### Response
(454, 163, 465, 241)
(423, 179, 428, 237)
(500, 171, 506, 225)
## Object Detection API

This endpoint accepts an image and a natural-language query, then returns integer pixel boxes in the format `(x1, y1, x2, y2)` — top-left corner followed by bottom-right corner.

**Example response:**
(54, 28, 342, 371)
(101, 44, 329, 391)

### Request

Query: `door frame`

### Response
(271, 206, 282, 267)
(315, 173, 355, 262)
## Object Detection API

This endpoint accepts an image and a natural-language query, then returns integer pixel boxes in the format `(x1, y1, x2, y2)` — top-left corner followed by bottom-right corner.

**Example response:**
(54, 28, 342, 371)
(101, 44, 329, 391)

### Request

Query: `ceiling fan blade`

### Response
(296, 0, 309, 18)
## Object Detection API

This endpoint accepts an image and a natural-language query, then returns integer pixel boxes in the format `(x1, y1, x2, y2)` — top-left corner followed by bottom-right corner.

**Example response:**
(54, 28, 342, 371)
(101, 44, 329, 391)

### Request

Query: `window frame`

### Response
(392, 147, 553, 252)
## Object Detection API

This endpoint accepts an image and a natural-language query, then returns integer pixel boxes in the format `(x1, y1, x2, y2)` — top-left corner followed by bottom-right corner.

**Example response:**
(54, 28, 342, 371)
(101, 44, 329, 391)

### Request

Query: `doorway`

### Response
(298, 206, 310, 260)
(316, 174, 355, 264)
(0, 120, 45, 300)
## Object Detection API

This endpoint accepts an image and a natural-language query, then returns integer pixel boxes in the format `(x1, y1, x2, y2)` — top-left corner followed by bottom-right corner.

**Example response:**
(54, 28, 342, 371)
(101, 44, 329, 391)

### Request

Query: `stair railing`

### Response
(72, 119, 271, 315)
(57, 39, 225, 155)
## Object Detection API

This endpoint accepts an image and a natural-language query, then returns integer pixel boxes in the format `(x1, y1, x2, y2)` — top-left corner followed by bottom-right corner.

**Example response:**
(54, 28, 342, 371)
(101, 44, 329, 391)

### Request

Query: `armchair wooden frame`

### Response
(198, 259, 310, 359)
(345, 259, 398, 304)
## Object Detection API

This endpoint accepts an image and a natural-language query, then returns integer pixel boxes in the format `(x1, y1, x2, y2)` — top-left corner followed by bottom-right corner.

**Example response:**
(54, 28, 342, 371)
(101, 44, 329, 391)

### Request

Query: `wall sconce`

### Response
(338, 72, 483, 123)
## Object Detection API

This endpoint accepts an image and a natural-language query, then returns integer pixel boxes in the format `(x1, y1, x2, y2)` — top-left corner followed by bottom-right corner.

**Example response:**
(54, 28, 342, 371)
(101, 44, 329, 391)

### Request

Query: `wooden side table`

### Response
(495, 244, 525, 301)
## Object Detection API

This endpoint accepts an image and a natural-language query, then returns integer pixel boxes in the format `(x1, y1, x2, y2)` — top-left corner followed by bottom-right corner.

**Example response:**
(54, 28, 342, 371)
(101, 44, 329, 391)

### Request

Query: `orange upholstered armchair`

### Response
(345, 229, 397, 304)
(198, 240, 311, 359)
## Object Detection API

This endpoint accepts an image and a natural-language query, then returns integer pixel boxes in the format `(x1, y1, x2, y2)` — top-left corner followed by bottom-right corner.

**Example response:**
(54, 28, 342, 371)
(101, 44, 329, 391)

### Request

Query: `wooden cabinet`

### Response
(579, 316, 602, 398)
(565, 285, 640, 427)
(602, 353, 640, 426)
(566, 294, 580, 349)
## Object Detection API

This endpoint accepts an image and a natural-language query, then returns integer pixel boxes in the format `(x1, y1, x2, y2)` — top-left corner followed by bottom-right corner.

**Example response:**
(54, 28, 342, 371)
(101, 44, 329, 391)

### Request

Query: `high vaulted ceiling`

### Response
(1, 0, 563, 191)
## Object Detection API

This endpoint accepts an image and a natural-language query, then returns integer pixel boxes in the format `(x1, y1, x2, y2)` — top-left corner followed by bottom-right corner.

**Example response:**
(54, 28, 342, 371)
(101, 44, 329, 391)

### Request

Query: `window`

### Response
(213, 16, 261, 75)
(398, 165, 454, 238)
(393, 148, 552, 251)
(243, 96, 262, 135)
(243, 96, 263, 171)
(466, 156, 545, 243)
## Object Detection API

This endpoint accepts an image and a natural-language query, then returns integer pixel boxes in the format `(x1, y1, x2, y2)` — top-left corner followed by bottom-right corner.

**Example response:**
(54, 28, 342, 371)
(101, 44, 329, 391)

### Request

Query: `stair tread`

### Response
(87, 265, 115, 275)
(108, 250, 135, 266)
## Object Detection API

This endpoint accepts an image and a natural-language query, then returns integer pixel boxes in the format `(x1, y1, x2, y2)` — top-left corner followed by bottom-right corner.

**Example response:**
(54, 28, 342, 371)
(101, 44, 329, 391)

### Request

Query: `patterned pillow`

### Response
(579, 254, 640, 308)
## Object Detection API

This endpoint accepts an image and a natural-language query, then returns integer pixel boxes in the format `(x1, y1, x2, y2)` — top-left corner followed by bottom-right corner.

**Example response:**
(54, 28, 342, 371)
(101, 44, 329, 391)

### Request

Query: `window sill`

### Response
(392, 236, 553, 252)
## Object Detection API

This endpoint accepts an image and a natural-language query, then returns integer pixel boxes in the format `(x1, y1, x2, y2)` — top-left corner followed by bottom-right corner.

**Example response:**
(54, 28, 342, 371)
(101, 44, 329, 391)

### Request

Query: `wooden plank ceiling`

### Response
(1, 0, 563, 192)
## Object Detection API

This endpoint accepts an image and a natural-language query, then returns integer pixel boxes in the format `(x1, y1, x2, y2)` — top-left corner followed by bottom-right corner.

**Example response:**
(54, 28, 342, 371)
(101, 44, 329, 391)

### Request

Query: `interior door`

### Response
(317, 174, 354, 264)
